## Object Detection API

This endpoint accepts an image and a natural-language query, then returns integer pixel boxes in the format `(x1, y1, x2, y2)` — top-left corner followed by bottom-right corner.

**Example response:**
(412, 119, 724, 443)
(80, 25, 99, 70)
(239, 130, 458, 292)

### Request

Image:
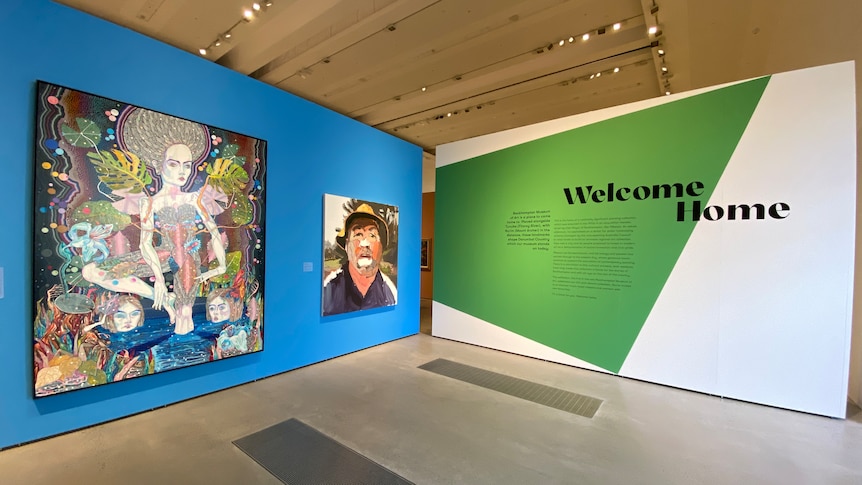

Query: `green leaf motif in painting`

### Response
(87, 149, 152, 192)
(209, 251, 243, 284)
(206, 157, 250, 194)
(231, 195, 253, 226)
(61, 118, 102, 147)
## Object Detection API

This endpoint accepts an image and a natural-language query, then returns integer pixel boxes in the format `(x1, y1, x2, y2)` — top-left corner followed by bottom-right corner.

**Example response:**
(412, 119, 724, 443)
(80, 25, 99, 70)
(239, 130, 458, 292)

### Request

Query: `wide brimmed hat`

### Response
(336, 203, 388, 249)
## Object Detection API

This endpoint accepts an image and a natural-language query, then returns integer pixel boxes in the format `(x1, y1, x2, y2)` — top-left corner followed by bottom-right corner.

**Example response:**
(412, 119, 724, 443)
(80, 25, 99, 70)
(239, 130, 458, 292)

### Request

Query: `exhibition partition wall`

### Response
(434, 62, 856, 418)
(0, 0, 421, 449)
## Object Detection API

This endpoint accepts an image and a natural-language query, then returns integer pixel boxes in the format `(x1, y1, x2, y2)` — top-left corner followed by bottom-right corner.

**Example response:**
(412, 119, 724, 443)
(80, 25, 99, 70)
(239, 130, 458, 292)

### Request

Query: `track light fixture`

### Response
(198, 2, 275, 57)
(647, 3, 672, 97)
(542, 15, 639, 57)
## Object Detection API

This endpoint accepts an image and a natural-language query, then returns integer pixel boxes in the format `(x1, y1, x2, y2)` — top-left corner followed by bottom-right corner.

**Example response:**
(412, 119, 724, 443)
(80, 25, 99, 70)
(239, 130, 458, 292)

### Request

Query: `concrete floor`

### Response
(2, 305, 861, 484)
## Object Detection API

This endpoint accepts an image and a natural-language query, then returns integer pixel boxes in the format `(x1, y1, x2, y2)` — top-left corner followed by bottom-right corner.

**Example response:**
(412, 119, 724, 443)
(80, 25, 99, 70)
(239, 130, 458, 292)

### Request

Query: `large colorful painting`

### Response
(33, 82, 266, 397)
(322, 194, 398, 316)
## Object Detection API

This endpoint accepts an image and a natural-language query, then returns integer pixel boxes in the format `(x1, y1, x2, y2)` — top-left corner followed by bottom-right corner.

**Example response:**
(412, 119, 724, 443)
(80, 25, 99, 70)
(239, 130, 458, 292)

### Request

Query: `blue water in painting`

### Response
(104, 299, 232, 372)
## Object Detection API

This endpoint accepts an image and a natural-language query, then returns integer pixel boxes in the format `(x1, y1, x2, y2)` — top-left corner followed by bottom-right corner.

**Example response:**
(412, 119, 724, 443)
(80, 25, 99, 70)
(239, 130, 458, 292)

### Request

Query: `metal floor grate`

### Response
(234, 418, 413, 484)
(419, 358, 602, 418)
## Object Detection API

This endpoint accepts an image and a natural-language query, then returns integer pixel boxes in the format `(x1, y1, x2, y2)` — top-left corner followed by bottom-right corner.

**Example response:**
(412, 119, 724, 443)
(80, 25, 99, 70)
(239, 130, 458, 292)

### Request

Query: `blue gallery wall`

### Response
(0, 0, 421, 449)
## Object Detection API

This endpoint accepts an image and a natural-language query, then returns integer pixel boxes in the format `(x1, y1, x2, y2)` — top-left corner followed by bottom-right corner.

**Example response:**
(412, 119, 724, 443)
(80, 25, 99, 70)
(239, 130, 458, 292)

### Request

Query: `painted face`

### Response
(208, 296, 231, 323)
(346, 217, 383, 277)
(161, 144, 194, 187)
(113, 301, 143, 332)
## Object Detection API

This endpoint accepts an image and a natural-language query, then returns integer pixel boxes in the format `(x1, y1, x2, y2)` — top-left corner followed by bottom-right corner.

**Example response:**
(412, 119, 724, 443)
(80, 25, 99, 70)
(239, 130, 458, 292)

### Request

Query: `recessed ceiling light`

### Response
(666, 91, 671, 95)
(199, 48, 207, 55)
(559, 40, 565, 46)
(214, 41, 221, 47)
(243, 9, 254, 19)
(596, 72, 601, 77)
(447, 112, 452, 117)
(661, 66, 668, 72)
(568, 36, 574, 43)
(225, 33, 232, 38)
(658, 49, 665, 56)
(613, 23, 621, 31)
(582, 33, 590, 41)
(613, 67, 620, 73)
(421, 86, 427, 92)
(589, 74, 595, 79)
(253, 3, 261, 10)
(648, 26, 658, 35)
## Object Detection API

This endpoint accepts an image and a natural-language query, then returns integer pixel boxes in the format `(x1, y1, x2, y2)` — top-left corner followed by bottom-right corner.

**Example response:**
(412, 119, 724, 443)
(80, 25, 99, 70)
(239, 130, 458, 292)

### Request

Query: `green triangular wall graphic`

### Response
(434, 77, 770, 372)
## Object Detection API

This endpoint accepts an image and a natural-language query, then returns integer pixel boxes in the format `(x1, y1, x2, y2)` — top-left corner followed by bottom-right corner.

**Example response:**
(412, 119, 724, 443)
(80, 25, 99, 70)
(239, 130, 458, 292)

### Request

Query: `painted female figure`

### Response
(100, 294, 145, 333)
(82, 108, 227, 335)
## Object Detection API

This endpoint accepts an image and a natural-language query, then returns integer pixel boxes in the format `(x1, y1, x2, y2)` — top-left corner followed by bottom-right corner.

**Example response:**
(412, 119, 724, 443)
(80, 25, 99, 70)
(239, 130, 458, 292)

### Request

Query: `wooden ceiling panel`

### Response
(66, 0, 861, 154)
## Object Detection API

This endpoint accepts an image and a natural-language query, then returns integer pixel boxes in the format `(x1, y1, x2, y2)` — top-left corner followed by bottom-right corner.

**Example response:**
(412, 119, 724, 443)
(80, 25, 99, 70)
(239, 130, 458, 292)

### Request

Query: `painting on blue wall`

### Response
(322, 194, 398, 316)
(33, 81, 267, 397)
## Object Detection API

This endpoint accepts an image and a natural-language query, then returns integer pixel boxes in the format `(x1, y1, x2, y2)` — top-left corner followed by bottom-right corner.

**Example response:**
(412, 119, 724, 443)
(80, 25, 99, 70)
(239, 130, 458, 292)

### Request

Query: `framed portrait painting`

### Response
(32, 81, 267, 397)
(420, 239, 431, 270)
(322, 194, 398, 316)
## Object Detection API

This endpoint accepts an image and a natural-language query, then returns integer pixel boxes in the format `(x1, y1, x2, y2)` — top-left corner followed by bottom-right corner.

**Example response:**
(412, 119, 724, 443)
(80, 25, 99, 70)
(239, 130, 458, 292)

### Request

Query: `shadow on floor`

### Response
(419, 298, 432, 335)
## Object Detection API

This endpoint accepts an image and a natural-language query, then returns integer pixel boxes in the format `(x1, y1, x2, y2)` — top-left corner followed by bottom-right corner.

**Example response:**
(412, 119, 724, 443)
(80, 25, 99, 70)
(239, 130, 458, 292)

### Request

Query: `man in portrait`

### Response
(323, 203, 397, 315)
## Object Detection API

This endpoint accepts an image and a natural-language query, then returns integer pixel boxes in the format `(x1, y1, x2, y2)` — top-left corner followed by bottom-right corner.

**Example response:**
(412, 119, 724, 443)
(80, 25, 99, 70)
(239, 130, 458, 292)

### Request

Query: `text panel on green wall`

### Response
(435, 77, 769, 372)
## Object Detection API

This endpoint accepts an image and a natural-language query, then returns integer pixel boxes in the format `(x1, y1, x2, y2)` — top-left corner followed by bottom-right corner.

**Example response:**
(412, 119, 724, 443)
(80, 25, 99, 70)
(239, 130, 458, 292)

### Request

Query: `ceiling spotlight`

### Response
(225, 33, 232, 38)
(447, 112, 452, 117)
(265, 1, 273, 6)
(648, 26, 658, 35)
(421, 86, 427, 92)
(665, 91, 671, 95)
(199, 48, 207, 56)
(613, 67, 620, 73)
(253, 2, 261, 10)
(596, 72, 601, 77)
(559, 40, 565, 46)
(243, 9, 254, 20)
(582, 33, 590, 41)
(589, 74, 595, 79)
(613, 23, 621, 31)
(657, 48, 665, 56)
(568, 36, 574, 43)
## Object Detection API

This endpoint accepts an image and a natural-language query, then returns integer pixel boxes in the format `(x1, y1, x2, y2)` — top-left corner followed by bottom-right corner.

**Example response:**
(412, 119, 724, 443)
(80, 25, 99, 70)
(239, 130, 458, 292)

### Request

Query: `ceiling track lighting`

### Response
(392, 15, 651, 132)
(198, 2, 274, 57)
(540, 15, 641, 56)
(397, 54, 653, 133)
(647, 3, 673, 97)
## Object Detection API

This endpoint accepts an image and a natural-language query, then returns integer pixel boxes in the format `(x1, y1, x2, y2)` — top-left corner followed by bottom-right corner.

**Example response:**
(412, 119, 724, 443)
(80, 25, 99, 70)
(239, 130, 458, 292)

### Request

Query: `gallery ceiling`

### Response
(57, 0, 861, 182)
